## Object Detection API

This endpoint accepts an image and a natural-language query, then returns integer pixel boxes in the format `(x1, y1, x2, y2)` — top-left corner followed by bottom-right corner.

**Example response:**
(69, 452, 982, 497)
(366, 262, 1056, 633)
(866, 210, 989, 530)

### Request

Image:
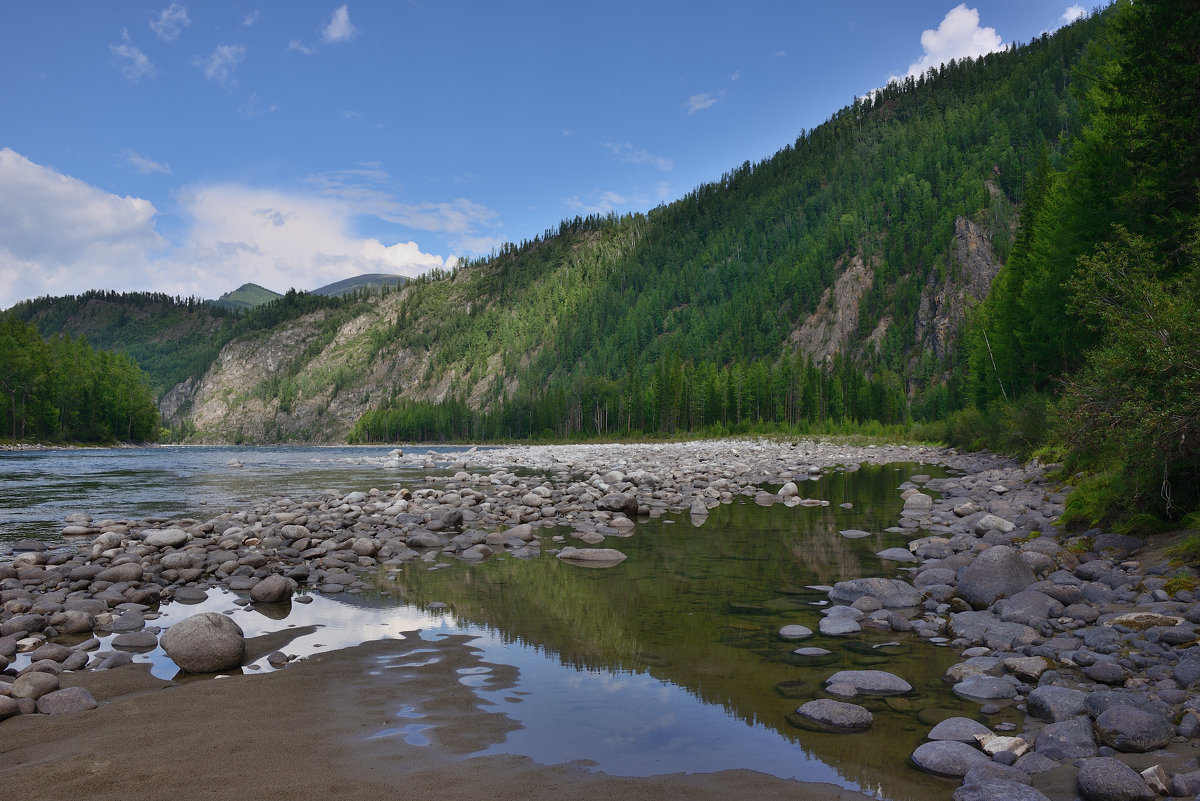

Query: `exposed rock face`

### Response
(915, 216, 1004, 361)
(791, 254, 874, 365)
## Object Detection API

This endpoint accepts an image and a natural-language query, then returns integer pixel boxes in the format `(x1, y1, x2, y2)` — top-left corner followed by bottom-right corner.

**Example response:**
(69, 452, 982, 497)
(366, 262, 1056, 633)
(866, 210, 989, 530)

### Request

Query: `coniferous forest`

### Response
(3, 0, 1197, 531)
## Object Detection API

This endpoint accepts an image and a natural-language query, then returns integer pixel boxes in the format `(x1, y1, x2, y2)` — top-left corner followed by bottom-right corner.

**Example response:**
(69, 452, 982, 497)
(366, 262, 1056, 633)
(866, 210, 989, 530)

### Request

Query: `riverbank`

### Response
(2, 439, 1198, 801)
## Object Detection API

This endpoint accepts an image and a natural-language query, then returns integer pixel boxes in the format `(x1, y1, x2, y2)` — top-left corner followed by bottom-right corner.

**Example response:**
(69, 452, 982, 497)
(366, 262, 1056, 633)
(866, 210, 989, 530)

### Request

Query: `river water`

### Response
(1, 447, 989, 801)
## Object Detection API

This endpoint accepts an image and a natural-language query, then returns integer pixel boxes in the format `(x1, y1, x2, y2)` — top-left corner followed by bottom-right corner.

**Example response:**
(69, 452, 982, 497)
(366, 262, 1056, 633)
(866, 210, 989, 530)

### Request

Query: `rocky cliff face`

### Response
(914, 217, 1004, 361)
(789, 254, 874, 365)
(162, 292, 434, 444)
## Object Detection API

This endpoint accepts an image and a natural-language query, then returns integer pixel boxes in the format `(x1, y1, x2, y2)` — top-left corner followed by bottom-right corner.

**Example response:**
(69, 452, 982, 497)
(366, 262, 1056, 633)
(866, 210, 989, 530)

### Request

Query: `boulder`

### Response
(823, 669, 912, 696)
(249, 574, 297, 604)
(556, 547, 627, 567)
(596, 493, 638, 515)
(911, 740, 993, 778)
(976, 514, 1017, 535)
(161, 612, 245, 674)
(1093, 705, 1173, 753)
(928, 716, 993, 743)
(957, 546, 1036, 608)
(793, 699, 873, 732)
(1076, 757, 1154, 801)
(828, 577, 922, 608)
(1034, 716, 1097, 760)
(94, 562, 143, 583)
(11, 671, 59, 700)
(35, 686, 98, 715)
(1027, 686, 1087, 723)
(144, 528, 189, 548)
(954, 778, 1050, 801)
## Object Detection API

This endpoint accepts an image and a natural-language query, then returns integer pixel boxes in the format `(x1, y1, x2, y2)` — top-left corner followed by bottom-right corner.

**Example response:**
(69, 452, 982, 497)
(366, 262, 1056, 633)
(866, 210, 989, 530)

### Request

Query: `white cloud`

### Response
(0, 148, 163, 307)
(110, 29, 156, 83)
(243, 10, 262, 27)
(890, 4, 1003, 84)
(195, 43, 247, 88)
(604, 142, 673, 172)
(176, 185, 447, 292)
(149, 3, 190, 42)
(307, 166, 501, 249)
(123, 150, 171, 175)
(322, 5, 358, 44)
(686, 92, 721, 115)
(0, 149, 452, 308)
(1061, 5, 1086, 25)
(288, 39, 316, 55)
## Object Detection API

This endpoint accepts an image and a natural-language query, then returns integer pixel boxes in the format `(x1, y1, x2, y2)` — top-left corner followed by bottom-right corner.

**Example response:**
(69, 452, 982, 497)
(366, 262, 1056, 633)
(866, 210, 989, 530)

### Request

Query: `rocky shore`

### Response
(3, 439, 1199, 801)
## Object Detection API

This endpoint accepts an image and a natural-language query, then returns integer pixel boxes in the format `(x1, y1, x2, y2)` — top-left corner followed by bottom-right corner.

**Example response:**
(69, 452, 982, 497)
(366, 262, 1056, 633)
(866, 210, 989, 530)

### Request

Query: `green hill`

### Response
(312, 273, 407, 298)
(210, 283, 283, 312)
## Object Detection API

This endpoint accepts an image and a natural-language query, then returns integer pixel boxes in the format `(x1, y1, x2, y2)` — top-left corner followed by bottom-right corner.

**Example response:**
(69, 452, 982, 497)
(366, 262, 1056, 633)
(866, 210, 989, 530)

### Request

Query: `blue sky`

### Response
(0, 1, 1091, 308)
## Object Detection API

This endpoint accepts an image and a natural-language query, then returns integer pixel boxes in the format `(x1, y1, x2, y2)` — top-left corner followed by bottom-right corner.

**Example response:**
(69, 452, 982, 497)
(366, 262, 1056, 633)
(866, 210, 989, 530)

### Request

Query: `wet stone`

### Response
(911, 740, 993, 778)
(927, 716, 993, 743)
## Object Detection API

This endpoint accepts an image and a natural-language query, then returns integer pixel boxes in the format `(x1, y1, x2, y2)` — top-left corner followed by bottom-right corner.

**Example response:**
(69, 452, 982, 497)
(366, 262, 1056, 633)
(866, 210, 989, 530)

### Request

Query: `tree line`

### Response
(0, 315, 160, 443)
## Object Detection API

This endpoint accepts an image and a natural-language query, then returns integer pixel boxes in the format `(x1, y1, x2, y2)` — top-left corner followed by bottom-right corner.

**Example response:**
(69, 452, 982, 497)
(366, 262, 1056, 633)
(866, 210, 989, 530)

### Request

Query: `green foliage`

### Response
(1060, 225, 1200, 519)
(0, 314, 160, 443)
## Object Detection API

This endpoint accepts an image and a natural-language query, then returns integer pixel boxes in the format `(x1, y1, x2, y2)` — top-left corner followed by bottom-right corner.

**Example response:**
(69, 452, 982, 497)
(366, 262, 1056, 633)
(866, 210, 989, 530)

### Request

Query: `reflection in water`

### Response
(10, 459, 993, 801)
(375, 463, 997, 801)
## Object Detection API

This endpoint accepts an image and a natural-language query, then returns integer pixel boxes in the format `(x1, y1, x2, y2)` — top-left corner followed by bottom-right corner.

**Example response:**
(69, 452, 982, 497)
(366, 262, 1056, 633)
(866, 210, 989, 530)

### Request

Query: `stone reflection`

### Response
(375, 463, 993, 801)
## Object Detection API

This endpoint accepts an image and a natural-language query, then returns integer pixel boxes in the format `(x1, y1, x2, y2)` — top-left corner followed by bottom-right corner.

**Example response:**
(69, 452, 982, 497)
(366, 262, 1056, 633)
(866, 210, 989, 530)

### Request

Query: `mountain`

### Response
(155, 11, 1107, 444)
(312, 273, 408, 298)
(210, 283, 283, 312)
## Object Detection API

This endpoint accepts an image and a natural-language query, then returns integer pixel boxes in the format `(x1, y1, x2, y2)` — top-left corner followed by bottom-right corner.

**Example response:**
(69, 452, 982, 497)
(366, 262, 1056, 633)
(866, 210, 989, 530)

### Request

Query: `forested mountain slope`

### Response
(8, 9, 1108, 445)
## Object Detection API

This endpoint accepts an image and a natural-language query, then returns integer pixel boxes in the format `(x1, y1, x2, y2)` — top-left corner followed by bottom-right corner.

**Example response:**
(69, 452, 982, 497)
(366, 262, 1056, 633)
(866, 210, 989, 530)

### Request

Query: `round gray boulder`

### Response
(1076, 757, 1154, 801)
(1027, 686, 1087, 722)
(824, 669, 912, 696)
(161, 612, 245, 674)
(35, 686, 98, 715)
(249, 574, 297, 604)
(794, 699, 873, 732)
(828, 577, 922, 608)
(928, 716, 994, 743)
(1093, 705, 1173, 753)
(911, 740, 993, 778)
(957, 546, 1036, 608)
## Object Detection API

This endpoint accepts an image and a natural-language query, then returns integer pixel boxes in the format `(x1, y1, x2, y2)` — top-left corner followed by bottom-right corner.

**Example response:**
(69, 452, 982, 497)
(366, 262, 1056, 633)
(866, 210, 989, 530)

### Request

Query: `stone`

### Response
(823, 669, 912, 696)
(1034, 716, 1097, 760)
(976, 514, 1017, 535)
(94, 562, 143, 583)
(819, 616, 861, 635)
(144, 528, 189, 548)
(161, 612, 246, 674)
(793, 699, 873, 731)
(839, 529, 873, 539)
(910, 740, 993, 778)
(1084, 661, 1129, 685)
(0, 695, 18, 721)
(1076, 757, 1154, 801)
(995, 591, 1064, 626)
(927, 716, 993, 743)
(1169, 770, 1200, 797)
(975, 733, 1031, 758)
(596, 493, 638, 516)
(877, 547, 917, 563)
(953, 779, 1049, 801)
(112, 630, 159, 649)
(778, 625, 813, 640)
(1093, 705, 1173, 753)
(1027, 686, 1087, 722)
(953, 675, 1018, 701)
(249, 574, 297, 604)
(828, 577, 922, 608)
(957, 546, 1037, 608)
(12, 671, 59, 699)
(555, 547, 627, 567)
(35, 686, 98, 715)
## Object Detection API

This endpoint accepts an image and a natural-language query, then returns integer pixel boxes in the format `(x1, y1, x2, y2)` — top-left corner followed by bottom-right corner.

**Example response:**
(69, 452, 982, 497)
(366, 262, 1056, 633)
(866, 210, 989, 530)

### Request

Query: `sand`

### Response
(0, 631, 877, 801)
